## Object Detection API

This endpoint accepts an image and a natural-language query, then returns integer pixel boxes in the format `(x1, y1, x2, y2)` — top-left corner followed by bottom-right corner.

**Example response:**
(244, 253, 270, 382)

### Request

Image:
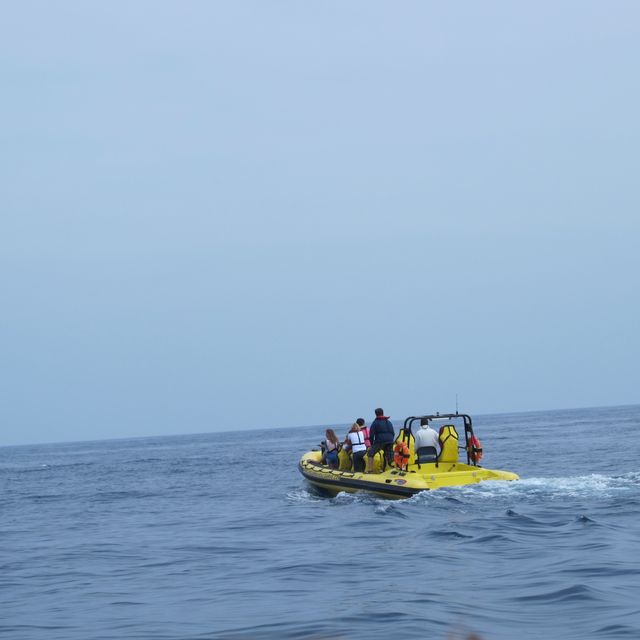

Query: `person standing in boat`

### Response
(366, 408, 395, 473)
(322, 429, 341, 469)
(344, 423, 367, 472)
(356, 418, 371, 447)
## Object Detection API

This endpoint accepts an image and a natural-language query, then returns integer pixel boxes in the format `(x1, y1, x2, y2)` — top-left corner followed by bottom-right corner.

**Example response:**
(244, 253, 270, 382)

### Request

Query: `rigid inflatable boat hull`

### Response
(299, 450, 518, 499)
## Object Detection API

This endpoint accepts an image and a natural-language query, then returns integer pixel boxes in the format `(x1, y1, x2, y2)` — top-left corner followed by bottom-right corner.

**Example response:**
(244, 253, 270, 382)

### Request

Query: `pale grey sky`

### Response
(1, 2, 639, 445)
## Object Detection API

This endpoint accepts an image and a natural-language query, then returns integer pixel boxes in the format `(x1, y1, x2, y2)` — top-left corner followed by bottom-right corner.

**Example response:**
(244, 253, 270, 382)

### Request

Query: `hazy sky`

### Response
(1, 2, 639, 445)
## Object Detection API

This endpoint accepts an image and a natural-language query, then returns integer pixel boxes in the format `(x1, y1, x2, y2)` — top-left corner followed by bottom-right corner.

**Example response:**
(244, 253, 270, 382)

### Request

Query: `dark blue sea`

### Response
(1, 405, 639, 640)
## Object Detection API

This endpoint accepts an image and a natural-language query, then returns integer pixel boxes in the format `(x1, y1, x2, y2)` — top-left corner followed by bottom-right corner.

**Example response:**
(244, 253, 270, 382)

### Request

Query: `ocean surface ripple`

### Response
(1, 405, 640, 639)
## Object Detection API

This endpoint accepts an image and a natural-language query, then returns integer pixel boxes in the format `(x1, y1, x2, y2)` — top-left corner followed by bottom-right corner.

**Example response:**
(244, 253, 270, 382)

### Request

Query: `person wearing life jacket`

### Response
(366, 408, 395, 473)
(344, 423, 367, 472)
(467, 433, 483, 464)
(356, 418, 371, 448)
(393, 440, 411, 471)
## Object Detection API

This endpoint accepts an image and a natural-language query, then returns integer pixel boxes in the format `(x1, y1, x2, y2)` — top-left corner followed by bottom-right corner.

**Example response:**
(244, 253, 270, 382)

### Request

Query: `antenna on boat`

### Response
(455, 393, 459, 414)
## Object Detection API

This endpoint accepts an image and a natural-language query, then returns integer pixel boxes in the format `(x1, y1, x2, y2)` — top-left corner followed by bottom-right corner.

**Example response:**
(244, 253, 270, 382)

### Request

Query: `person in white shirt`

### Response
(344, 423, 367, 472)
(413, 418, 439, 454)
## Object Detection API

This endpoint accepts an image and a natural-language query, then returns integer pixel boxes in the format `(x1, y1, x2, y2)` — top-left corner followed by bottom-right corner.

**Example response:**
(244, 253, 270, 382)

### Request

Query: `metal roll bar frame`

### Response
(399, 412, 477, 466)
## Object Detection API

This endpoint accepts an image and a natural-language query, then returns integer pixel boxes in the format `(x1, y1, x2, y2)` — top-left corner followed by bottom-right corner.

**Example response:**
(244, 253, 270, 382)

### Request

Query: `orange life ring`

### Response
(468, 435, 483, 463)
(393, 441, 410, 471)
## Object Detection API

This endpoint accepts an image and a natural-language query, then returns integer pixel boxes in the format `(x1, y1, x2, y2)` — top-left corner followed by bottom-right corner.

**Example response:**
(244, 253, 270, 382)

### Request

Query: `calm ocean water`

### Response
(1, 405, 639, 640)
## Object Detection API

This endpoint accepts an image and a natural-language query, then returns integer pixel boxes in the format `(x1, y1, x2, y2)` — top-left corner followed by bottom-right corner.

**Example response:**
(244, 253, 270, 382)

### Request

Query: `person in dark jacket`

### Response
(366, 408, 395, 473)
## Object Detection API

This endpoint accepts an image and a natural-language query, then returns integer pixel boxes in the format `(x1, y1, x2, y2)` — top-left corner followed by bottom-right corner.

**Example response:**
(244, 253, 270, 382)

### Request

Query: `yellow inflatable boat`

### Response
(299, 413, 519, 499)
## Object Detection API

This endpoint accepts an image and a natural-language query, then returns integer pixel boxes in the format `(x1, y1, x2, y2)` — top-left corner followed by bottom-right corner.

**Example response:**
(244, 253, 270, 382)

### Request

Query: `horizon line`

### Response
(2, 401, 639, 449)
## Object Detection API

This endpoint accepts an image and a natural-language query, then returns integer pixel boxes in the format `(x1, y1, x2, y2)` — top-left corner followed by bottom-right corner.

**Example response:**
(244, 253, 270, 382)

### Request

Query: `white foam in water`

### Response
(373, 501, 397, 514)
(288, 473, 640, 507)
(285, 488, 323, 503)
(452, 471, 640, 500)
(332, 490, 383, 506)
(332, 491, 356, 504)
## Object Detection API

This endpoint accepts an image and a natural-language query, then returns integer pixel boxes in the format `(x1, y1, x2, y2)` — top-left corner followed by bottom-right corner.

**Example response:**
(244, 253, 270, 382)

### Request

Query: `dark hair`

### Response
(356, 418, 365, 426)
(375, 408, 384, 417)
(420, 417, 429, 426)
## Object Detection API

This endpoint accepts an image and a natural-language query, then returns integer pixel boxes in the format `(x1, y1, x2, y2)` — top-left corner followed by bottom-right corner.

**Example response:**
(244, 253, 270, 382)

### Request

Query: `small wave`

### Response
(505, 509, 542, 525)
(90, 490, 158, 502)
(179, 544, 268, 554)
(21, 461, 96, 472)
(575, 514, 597, 524)
(332, 491, 386, 507)
(499, 509, 602, 532)
(0, 625, 72, 632)
(28, 493, 68, 503)
(596, 624, 640, 637)
(285, 488, 324, 503)
(216, 619, 337, 639)
(511, 584, 599, 604)
(429, 529, 473, 540)
(0, 462, 49, 472)
(462, 533, 514, 544)
(560, 564, 640, 578)
(331, 491, 360, 505)
(373, 503, 409, 518)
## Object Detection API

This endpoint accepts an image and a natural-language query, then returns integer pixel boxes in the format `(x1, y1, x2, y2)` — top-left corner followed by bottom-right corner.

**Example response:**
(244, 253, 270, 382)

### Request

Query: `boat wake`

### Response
(456, 470, 640, 500)
(290, 472, 640, 513)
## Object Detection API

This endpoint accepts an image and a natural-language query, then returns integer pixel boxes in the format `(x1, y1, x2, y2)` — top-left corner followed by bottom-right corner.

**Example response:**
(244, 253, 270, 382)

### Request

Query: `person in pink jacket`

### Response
(356, 418, 371, 448)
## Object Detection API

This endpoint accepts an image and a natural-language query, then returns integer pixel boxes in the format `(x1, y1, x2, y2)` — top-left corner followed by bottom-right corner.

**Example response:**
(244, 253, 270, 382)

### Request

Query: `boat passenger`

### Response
(322, 429, 341, 469)
(356, 418, 371, 447)
(344, 423, 367, 472)
(414, 418, 439, 452)
(366, 408, 395, 473)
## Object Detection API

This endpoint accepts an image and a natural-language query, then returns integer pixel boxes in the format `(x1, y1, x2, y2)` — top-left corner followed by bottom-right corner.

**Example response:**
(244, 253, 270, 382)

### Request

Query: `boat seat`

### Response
(416, 446, 438, 464)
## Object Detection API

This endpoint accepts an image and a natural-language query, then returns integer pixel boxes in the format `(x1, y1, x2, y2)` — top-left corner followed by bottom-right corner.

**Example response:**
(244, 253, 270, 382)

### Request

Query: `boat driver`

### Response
(413, 418, 439, 452)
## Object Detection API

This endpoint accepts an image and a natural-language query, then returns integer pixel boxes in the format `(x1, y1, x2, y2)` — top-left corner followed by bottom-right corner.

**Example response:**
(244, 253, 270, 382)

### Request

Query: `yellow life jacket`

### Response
(438, 424, 459, 462)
